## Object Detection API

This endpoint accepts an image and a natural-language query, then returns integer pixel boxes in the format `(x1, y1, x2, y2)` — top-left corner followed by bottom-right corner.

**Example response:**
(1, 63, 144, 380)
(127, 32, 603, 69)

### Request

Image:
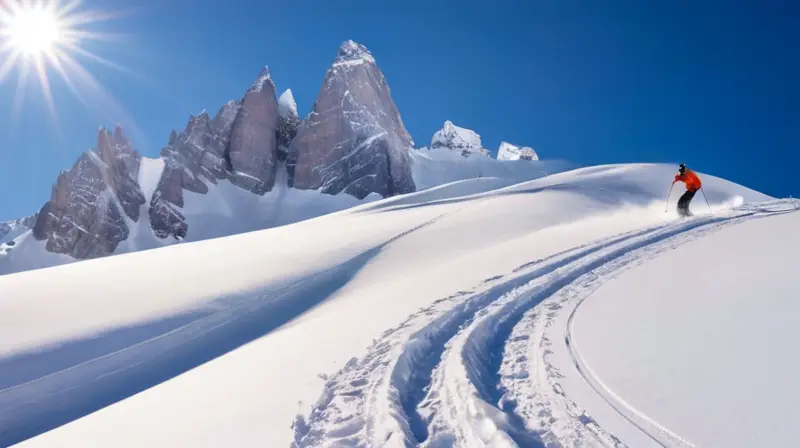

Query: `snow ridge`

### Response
(291, 200, 797, 448)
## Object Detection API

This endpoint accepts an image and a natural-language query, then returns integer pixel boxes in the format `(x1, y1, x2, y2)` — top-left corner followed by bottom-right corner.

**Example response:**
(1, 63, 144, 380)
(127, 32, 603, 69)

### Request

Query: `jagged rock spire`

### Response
(287, 40, 415, 199)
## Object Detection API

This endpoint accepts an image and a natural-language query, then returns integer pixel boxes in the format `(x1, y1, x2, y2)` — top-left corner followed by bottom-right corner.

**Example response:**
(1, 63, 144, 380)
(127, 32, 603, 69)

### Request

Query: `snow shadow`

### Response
(0, 244, 387, 447)
(351, 177, 511, 214)
(0, 312, 213, 390)
(370, 182, 658, 214)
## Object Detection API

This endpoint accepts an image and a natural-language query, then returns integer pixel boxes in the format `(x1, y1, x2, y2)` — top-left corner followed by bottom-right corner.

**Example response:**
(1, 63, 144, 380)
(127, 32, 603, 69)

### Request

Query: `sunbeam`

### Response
(0, 0, 137, 133)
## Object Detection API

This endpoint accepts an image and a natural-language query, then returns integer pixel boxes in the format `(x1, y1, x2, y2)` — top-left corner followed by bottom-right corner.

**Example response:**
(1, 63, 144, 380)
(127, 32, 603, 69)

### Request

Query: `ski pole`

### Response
(700, 188, 712, 214)
(664, 183, 674, 213)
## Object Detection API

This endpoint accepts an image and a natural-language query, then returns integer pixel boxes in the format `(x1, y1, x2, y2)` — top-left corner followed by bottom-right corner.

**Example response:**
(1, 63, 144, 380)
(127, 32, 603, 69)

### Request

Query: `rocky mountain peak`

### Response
(31, 131, 146, 259)
(148, 68, 281, 240)
(334, 40, 376, 68)
(287, 40, 415, 199)
(248, 66, 274, 94)
(226, 67, 280, 194)
(14, 40, 515, 270)
(187, 111, 211, 130)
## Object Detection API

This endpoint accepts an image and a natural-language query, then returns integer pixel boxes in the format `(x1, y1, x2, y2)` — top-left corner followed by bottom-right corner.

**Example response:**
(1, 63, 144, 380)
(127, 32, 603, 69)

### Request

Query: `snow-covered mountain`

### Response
(2, 161, 795, 448)
(0, 216, 35, 241)
(0, 216, 36, 257)
(426, 122, 541, 163)
(498, 141, 538, 161)
(0, 40, 561, 277)
(429, 120, 491, 158)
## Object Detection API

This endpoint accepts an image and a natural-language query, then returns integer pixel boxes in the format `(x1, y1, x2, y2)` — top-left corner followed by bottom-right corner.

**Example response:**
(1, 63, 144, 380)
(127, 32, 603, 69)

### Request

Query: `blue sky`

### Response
(1, 0, 797, 221)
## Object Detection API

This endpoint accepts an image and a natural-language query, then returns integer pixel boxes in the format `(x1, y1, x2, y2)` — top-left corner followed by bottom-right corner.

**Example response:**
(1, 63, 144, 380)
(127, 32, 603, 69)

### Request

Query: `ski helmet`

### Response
(678, 163, 686, 173)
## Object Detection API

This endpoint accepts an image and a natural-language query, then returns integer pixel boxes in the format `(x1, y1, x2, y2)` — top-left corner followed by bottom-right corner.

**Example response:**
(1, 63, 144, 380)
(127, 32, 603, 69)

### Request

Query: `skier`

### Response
(672, 163, 702, 217)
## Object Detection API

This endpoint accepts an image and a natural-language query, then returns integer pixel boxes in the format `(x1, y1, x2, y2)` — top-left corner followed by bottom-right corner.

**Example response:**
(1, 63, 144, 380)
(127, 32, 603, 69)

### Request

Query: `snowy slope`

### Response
(409, 146, 569, 191)
(1, 163, 790, 448)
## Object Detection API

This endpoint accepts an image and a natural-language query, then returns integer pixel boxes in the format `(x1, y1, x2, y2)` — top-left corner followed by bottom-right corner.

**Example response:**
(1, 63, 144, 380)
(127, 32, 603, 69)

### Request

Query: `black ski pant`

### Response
(677, 189, 697, 216)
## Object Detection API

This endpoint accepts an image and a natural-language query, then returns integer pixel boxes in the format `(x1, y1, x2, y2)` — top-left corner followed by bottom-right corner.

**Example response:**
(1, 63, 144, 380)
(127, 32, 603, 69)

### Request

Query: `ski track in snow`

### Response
(292, 200, 797, 448)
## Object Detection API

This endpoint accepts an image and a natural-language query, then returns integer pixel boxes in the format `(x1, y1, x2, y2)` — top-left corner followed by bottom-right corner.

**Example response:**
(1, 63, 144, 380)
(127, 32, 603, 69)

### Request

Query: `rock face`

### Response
(32, 126, 145, 258)
(148, 68, 282, 240)
(287, 40, 415, 199)
(430, 121, 490, 158)
(148, 100, 241, 240)
(226, 67, 280, 194)
(97, 126, 146, 220)
(497, 141, 538, 161)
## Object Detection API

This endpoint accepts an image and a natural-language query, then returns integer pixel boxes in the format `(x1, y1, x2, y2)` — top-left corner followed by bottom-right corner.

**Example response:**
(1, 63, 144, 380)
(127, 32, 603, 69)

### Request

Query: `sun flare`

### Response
(4, 4, 62, 56)
(0, 0, 132, 127)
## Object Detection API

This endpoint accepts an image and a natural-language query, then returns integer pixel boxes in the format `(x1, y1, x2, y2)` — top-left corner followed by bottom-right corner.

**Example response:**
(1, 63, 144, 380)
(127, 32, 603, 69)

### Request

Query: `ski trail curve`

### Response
(291, 223, 673, 447)
(293, 200, 796, 448)
(497, 200, 798, 448)
(416, 211, 757, 447)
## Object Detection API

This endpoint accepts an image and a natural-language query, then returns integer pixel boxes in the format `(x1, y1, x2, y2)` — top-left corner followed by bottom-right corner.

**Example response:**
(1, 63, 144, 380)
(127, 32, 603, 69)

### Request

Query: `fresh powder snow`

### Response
(568, 208, 800, 447)
(2, 162, 795, 448)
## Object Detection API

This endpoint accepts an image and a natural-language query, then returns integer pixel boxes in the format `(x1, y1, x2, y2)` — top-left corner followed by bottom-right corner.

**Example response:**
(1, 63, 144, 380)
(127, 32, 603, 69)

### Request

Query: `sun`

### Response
(0, 1, 70, 62)
(5, 3, 63, 57)
(0, 0, 134, 127)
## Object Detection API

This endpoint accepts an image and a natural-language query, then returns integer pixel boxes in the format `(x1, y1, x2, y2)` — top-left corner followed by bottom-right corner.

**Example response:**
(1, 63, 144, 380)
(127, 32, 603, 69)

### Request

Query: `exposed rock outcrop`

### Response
(148, 68, 282, 240)
(287, 40, 415, 199)
(226, 67, 280, 194)
(31, 126, 145, 258)
(97, 126, 146, 220)
(148, 101, 241, 240)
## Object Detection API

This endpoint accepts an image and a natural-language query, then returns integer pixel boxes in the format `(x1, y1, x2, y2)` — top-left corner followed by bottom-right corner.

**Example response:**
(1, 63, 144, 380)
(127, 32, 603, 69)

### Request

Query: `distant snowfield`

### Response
(2, 163, 796, 448)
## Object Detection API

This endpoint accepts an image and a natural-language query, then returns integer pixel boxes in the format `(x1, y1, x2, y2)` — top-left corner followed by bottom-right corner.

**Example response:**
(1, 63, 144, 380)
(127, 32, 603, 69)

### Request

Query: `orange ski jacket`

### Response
(674, 169, 702, 192)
